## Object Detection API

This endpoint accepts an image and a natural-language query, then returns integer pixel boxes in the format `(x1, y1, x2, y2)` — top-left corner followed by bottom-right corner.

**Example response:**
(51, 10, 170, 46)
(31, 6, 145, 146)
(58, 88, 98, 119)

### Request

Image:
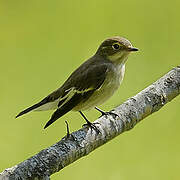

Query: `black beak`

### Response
(127, 47, 139, 52)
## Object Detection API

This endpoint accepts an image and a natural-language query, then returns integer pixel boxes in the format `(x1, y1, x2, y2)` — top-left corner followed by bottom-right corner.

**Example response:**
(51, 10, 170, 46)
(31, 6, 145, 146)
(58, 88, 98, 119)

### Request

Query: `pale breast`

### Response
(73, 64, 125, 111)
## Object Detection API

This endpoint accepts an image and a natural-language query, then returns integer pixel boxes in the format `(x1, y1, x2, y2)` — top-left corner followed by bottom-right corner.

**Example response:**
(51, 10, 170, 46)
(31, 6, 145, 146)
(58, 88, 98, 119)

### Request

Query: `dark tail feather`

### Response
(16, 98, 49, 118)
(16, 103, 41, 118)
(44, 92, 83, 129)
(44, 105, 74, 129)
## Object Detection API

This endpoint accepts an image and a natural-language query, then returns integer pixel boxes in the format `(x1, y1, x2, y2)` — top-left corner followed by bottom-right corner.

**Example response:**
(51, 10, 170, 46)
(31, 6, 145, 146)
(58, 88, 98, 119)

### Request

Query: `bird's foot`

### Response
(95, 107, 119, 119)
(64, 121, 75, 141)
(83, 120, 101, 134)
(101, 111, 119, 119)
(79, 111, 101, 134)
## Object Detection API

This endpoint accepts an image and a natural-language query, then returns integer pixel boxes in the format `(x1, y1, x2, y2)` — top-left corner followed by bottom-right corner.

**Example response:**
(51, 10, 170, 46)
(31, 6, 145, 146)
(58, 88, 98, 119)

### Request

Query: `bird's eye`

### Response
(112, 43, 120, 50)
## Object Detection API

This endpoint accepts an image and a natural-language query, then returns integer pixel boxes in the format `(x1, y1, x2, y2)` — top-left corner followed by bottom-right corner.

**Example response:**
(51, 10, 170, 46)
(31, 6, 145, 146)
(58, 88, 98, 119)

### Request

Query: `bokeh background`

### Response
(0, 0, 180, 179)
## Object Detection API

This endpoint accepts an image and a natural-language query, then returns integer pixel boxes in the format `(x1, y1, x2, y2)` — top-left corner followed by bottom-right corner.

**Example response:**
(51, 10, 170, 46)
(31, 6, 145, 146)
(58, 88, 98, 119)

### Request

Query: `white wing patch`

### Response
(34, 88, 73, 111)
(34, 87, 94, 111)
(34, 99, 60, 111)
(57, 87, 94, 109)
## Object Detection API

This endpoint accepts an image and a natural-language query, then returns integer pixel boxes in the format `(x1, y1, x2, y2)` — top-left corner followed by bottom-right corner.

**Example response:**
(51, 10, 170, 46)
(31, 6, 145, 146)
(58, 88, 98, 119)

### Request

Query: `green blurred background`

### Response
(0, 0, 180, 179)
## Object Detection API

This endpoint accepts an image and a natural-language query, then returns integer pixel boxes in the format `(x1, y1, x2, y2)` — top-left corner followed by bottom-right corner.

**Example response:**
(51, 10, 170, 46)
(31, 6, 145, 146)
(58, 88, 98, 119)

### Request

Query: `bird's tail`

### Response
(43, 105, 72, 129)
(16, 98, 49, 118)
(44, 92, 83, 129)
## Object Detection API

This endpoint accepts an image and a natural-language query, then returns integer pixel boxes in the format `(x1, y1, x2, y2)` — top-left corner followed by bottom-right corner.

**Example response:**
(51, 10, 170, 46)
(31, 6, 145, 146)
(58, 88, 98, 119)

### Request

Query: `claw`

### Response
(95, 107, 119, 118)
(83, 121, 101, 134)
(104, 112, 119, 119)
(79, 111, 101, 134)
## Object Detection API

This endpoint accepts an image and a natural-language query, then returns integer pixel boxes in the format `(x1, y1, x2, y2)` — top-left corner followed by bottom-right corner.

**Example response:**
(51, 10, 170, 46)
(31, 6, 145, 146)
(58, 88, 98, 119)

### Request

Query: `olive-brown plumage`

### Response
(16, 36, 138, 129)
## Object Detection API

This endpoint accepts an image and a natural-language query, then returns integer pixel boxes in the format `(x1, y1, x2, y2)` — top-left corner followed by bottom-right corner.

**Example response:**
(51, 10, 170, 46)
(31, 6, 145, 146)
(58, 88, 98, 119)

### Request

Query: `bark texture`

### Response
(1, 66, 180, 180)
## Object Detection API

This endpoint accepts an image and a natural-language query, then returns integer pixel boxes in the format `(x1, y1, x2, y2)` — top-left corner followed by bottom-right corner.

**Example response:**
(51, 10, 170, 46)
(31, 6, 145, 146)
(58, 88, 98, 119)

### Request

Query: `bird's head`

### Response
(96, 36, 138, 64)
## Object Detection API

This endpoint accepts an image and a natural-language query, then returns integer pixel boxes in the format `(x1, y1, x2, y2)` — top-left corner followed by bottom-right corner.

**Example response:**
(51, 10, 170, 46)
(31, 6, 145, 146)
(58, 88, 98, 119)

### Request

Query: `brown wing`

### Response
(16, 55, 111, 126)
(44, 61, 109, 129)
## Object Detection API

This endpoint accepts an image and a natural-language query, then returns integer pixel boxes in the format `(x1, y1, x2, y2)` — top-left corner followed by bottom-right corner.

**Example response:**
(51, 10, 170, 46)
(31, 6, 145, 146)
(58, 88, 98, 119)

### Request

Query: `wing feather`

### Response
(44, 61, 110, 128)
(44, 90, 95, 129)
(16, 56, 111, 127)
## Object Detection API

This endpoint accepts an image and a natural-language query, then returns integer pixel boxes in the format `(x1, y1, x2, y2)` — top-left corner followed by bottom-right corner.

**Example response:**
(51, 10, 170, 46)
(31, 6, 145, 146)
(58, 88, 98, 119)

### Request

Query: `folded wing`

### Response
(44, 61, 109, 128)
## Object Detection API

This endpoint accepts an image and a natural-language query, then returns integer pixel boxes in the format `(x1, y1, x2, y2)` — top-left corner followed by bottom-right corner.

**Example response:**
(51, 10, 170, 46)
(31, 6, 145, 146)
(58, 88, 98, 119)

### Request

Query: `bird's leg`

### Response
(79, 111, 100, 134)
(65, 121, 70, 138)
(95, 107, 119, 119)
(64, 121, 75, 140)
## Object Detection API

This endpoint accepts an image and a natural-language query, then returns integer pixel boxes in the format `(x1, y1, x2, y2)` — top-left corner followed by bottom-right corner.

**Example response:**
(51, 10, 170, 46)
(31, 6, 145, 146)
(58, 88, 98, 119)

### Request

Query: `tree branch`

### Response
(1, 66, 180, 180)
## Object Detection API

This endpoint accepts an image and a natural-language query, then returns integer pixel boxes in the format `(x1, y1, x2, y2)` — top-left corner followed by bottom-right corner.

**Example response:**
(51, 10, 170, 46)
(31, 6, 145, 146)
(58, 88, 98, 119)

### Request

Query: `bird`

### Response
(16, 36, 138, 131)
